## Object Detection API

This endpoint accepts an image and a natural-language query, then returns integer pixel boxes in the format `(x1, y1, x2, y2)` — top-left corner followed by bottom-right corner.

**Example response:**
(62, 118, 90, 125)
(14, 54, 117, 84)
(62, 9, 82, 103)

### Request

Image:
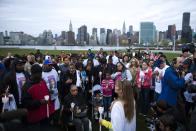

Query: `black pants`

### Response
(140, 88, 150, 115)
(72, 117, 89, 131)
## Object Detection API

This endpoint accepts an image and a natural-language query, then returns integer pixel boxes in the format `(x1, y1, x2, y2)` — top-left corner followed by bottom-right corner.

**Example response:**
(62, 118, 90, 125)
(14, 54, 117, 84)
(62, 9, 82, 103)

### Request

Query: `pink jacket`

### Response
(101, 79, 114, 97)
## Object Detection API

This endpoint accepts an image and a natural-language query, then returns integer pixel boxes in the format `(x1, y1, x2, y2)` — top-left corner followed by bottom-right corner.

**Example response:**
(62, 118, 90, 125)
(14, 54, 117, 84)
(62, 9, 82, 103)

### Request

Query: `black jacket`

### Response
(63, 93, 87, 117)
(3, 60, 30, 107)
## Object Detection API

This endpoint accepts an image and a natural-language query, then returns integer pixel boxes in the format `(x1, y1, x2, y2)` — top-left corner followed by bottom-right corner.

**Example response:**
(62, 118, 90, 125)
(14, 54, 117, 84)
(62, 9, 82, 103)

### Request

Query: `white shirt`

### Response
(111, 101, 136, 131)
(154, 65, 169, 94)
(16, 72, 26, 104)
(83, 59, 100, 67)
(106, 55, 119, 65)
(42, 69, 60, 110)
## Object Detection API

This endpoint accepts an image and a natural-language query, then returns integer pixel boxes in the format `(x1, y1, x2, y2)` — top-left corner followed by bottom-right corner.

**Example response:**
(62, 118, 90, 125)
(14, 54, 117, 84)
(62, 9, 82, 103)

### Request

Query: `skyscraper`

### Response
(140, 22, 156, 45)
(159, 31, 166, 42)
(92, 28, 97, 35)
(0, 32, 4, 45)
(106, 29, 112, 45)
(67, 31, 75, 44)
(10, 31, 24, 45)
(167, 24, 176, 40)
(181, 12, 192, 43)
(77, 25, 88, 45)
(122, 21, 126, 35)
(90, 28, 98, 45)
(67, 20, 75, 44)
(100, 28, 106, 45)
(69, 20, 73, 32)
(129, 25, 133, 35)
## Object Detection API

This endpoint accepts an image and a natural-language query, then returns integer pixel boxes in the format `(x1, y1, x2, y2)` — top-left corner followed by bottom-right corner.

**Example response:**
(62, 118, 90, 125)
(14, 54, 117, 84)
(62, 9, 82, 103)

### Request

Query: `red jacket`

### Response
(136, 68, 152, 89)
(27, 80, 55, 123)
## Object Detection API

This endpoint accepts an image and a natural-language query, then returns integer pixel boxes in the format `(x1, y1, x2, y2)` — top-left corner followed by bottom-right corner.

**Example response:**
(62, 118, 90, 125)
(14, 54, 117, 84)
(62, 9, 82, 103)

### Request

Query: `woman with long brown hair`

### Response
(100, 79, 136, 131)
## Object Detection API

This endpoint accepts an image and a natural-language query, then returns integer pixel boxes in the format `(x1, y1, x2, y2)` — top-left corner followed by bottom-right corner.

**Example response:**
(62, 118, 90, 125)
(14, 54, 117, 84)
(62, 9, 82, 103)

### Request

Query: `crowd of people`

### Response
(0, 47, 196, 131)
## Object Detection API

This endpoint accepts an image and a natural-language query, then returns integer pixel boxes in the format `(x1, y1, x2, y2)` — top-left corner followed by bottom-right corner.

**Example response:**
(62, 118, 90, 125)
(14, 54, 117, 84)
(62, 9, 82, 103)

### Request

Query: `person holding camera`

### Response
(158, 57, 185, 107)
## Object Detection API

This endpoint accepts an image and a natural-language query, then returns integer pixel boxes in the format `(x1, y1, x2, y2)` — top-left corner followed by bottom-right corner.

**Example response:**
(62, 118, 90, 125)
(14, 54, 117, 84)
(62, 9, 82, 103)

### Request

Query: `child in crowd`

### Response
(93, 90, 103, 119)
(101, 71, 114, 118)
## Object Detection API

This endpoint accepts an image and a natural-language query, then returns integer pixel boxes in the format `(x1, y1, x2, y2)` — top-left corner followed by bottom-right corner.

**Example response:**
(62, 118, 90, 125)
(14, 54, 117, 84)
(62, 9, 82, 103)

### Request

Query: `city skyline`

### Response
(0, 0, 196, 36)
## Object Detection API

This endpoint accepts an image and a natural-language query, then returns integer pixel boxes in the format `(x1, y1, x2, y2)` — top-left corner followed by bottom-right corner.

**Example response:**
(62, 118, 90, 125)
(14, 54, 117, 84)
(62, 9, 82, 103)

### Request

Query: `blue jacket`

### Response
(158, 67, 185, 106)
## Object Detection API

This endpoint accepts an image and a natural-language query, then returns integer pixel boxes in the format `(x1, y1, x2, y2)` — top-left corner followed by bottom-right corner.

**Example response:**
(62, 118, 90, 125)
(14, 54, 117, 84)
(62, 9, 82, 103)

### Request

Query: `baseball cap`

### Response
(43, 59, 52, 65)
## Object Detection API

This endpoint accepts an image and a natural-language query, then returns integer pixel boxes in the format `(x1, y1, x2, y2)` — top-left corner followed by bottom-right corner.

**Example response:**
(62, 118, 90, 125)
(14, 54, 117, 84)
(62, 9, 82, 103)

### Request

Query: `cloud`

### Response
(0, 0, 196, 36)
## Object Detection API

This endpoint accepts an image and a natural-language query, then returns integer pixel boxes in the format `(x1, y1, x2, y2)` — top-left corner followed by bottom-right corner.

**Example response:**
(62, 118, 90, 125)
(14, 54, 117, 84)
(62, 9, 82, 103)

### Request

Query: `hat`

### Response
(43, 59, 52, 65)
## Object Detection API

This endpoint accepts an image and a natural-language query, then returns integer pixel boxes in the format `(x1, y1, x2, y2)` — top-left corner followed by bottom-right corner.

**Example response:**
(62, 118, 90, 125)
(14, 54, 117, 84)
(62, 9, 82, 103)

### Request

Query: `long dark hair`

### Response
(116, 80, 134, 122)
(116, 62, 126, 72)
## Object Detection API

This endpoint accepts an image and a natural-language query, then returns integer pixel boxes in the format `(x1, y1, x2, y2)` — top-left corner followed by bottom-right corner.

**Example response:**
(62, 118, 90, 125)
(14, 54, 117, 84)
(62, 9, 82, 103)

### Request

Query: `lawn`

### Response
(0, 48, 180, 62)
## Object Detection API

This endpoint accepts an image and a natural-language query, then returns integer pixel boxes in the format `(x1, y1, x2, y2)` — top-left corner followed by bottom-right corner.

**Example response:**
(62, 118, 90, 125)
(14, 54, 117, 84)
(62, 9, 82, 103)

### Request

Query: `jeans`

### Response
(103, 96, 112, 112)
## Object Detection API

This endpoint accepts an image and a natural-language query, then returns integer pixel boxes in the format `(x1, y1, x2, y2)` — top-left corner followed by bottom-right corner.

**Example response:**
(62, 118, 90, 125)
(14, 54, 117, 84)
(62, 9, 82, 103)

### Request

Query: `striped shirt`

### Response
(101, 79, 114, 97)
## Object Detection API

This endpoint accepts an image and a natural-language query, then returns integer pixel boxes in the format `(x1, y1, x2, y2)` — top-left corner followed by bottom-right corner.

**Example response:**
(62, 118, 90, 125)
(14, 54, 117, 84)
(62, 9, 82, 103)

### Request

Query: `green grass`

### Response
(0, 48, 88, 56)
(0, 48, 180, 62)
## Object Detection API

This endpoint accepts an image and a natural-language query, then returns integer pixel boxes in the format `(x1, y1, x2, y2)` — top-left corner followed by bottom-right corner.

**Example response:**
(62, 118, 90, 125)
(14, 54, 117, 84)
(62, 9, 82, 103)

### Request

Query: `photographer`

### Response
(158, 57, 185, 107)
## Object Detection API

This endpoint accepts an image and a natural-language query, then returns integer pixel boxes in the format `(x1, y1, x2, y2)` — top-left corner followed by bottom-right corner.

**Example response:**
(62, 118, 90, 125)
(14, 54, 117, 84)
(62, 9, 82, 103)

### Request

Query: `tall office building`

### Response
(129, 25, 133, 35)
(139, 22, 156, 45)
(5, 30, 8, 37)
(100, 28, 106, 45)
(167, 24, 176, 40)
(106, 29, 112, 45)
(67, 21, 75, 44)
(0, 32, 4, 45)
(181, 12, 192, 43)
(89, 28, 98, 45)
(67, 31, 75, 44)
(77, 25, 88, 45)
(69, 20, 73, 32)
(9, 31, 24, 45)
(61, 31, 66, 40)
(122, 21, 126, 35)
(159, 31, 166, 42)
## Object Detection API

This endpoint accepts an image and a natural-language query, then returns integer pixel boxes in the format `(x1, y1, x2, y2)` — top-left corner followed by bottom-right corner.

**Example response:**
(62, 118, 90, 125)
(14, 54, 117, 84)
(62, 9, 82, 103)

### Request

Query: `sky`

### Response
(0, 0, 196, 37)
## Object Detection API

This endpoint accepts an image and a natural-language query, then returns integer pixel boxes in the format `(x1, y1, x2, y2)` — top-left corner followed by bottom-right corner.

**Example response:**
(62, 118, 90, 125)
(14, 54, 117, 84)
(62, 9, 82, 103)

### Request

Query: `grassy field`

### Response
(0, 48, 180, 62)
